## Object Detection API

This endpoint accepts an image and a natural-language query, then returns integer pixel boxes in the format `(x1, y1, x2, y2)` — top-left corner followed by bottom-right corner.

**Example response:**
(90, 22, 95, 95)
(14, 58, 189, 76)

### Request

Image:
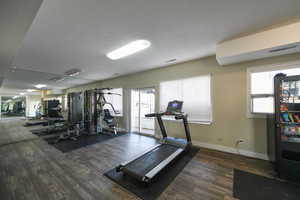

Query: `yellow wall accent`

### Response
(67, 53, 300, 155)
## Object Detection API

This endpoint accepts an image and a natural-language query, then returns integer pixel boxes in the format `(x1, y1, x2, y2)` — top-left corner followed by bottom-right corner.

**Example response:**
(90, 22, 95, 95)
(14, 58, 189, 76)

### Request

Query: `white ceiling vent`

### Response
(216, 22, 300, 65)
(64, 69, 82, 77)
(49, 69, 82, 82)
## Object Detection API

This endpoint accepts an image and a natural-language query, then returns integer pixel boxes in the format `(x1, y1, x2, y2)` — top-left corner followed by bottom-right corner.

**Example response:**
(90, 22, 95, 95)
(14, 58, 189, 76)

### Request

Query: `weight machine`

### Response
(50, 92, 85, 143)
(84, 88, 121, 135)
(50, 88, 121, 143)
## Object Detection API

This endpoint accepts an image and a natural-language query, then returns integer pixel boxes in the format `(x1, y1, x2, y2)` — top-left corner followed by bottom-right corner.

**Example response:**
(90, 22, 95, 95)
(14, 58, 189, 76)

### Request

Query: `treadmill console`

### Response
(165, 100, 183, 115)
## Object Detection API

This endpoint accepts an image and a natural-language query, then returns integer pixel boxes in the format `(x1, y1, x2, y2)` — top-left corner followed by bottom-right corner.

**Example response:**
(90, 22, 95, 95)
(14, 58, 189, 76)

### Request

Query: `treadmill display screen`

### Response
(166, 100, 183, 113)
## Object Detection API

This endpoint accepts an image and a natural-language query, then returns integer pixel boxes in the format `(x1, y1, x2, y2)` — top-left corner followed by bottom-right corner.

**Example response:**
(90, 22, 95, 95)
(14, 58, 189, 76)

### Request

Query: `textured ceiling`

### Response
(0, 0, 43, 76)
(0, 0, 43, 95)
(3, 0, 300, 93)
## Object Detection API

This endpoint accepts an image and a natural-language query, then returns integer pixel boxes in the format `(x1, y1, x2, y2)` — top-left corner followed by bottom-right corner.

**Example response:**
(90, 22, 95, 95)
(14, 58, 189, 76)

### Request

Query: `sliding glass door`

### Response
(130, 88, 155, 135)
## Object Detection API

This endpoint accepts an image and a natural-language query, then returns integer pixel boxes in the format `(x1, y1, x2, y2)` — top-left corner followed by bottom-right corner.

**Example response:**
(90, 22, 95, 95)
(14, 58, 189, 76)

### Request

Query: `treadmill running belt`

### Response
(124, 144, 178, 178)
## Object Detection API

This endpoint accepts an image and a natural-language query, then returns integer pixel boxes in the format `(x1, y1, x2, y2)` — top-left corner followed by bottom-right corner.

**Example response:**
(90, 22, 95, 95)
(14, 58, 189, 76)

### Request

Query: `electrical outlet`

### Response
(237, 139, 244, 143)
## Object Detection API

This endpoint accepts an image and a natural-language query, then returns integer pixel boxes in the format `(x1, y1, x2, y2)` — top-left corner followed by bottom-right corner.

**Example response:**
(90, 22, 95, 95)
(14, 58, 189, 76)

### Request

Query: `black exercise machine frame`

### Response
(149, 112, 192, 144)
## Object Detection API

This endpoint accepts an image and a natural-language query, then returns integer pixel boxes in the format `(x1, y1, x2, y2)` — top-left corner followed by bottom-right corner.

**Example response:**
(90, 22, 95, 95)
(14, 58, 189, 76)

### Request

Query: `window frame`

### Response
(159, 74, 213, 125)
(247, 60, 300, 118)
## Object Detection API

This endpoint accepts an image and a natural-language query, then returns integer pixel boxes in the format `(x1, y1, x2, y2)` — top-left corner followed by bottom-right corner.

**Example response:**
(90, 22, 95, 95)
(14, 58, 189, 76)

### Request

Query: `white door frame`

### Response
(129, 87, 156, 136)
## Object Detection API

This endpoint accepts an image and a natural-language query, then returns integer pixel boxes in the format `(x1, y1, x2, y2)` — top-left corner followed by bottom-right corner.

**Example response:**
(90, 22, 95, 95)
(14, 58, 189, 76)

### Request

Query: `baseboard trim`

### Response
(193, 141, 269, 161)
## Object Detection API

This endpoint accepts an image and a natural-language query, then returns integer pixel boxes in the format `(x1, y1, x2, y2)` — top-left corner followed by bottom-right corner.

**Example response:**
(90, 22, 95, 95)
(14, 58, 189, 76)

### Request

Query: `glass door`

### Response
(279, 77, 300, 143)
(130, 88, 155, 135)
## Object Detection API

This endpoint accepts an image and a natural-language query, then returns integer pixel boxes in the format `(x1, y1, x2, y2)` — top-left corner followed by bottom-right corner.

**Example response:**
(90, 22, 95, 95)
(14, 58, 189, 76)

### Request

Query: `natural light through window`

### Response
(250, 65, 300, 114)
(160, 75, 212, 123)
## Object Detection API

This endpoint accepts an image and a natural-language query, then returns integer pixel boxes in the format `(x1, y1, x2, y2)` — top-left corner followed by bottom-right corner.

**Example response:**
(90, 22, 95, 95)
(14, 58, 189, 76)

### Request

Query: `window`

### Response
(104, 88, 123, 116)
(64, 95, 68, 111)
(248, 63, 300, 114)
(160, 75, 212, 123)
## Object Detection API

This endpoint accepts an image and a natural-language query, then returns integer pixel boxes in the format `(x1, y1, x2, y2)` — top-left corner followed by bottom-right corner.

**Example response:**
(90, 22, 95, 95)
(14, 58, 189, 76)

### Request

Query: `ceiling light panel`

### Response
(27, 89, 37, 92)
(35, 84, 47, 89)
(106, 40, 151, 60)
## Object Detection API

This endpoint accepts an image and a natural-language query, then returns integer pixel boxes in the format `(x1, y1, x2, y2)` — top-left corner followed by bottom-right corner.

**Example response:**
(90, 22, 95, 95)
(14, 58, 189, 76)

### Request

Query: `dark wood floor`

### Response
(0, 119, 275, 200)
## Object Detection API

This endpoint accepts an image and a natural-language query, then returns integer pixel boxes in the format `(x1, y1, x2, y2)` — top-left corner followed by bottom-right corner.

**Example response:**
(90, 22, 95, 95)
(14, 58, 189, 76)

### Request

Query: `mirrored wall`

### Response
(0, 96, 26, 118)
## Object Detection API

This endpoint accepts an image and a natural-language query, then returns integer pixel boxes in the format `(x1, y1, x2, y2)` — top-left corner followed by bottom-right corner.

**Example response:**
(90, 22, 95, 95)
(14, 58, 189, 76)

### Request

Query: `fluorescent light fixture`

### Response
(13, 96, 19, 99)
(106, 40, 151, 60)
(35, 84, 47, 89)
(20, 93, 25, 95)
(27, 89, 37, 92)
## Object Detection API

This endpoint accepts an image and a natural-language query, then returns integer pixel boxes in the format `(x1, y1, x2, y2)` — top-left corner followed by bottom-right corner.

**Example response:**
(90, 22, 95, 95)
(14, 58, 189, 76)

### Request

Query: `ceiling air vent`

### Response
(64, 69, 82, 77)
(269, 45, 298, 53)
(166, 59, 177, 63)
(49, 69, 82, 82)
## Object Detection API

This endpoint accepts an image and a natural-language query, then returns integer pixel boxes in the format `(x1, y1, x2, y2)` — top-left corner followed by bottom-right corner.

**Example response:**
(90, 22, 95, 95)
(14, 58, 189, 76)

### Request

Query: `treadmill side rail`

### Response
(144, 148, 184, 181)
(120, 144, 161, 167)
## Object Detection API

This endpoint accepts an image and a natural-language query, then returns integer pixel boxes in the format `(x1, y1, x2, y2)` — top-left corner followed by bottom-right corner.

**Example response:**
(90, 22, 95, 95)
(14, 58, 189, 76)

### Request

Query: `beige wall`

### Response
(67, 53, 300, 156)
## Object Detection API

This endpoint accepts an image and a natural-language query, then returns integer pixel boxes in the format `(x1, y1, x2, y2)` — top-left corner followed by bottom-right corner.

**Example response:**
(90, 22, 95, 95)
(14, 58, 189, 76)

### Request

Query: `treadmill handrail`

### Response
(145, 113, 163, 117)
(120, 144, 161, 166)
(145, 111, 191, 143)
(145, 112, 183, 118)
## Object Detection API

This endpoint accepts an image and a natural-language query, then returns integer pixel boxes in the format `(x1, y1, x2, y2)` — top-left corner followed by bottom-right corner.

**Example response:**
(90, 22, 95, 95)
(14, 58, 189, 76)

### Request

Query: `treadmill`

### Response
(116, 100, 192, 183)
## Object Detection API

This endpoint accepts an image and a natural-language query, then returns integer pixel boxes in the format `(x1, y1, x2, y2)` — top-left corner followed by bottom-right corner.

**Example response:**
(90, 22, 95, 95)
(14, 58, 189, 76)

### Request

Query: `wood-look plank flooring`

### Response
(0, 119, 274, 200)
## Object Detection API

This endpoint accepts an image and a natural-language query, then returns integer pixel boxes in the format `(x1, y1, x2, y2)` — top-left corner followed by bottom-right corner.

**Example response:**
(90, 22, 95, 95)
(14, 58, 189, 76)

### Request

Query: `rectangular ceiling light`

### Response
(35, 84, 47, 89)
(106, 40, 151, 60)
(27, 89, 37, 92)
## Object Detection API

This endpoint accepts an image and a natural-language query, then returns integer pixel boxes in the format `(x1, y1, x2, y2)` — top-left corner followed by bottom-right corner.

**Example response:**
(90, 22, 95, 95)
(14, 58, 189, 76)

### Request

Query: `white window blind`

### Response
(104, 88, 123, 116)
(250, 67, 300, 114)
(160, 75, 212, 123)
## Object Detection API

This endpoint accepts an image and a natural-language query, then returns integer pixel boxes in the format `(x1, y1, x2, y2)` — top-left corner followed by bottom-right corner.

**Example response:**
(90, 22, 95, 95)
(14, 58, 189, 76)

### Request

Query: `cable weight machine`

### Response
(84, 88, 121, 135)
(49, 88, 122, 144)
